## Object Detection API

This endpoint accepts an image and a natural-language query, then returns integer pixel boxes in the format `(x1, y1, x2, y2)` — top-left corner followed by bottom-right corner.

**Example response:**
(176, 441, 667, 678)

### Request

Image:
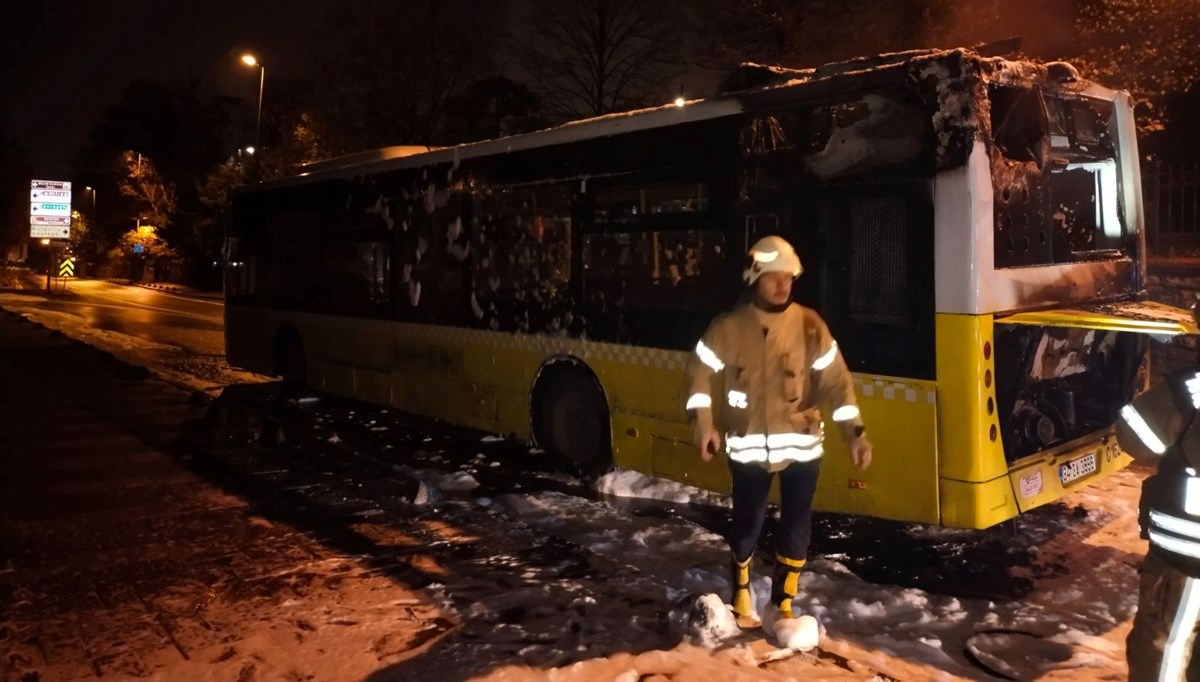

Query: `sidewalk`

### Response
(0, 311, 445, 681)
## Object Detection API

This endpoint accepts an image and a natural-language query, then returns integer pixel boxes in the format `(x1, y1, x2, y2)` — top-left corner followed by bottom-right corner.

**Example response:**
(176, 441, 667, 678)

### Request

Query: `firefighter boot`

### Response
(768, 554, 819, 649)
(771, 554, 805, 619)
(730, 553, 754, 618)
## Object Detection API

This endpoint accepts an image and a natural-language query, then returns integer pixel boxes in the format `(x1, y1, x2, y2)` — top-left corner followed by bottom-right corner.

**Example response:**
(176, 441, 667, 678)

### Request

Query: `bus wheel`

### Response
(273, 325, 307, 389)
(534, 368, 612, 480)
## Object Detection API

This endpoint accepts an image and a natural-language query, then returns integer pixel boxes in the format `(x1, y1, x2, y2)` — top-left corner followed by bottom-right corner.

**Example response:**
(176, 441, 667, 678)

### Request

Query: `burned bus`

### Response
(223, 48, 1197, 528)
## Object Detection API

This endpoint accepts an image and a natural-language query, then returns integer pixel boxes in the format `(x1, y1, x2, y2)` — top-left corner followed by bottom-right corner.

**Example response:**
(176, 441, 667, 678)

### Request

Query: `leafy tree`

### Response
(1069, 0, 1198, 133)
(74, 77, 238, 252)
(692, 0, 984, 71)
(110, 226, 175, 259)
(79, 77, 236, 195)
(1143, 81, 1200, 161)
(252, 111, 333, 181)
(193, 157, 246, 264)
(67, 210, 93, 256)
(118, 152, 175, 233)
(511, 0, 687, 119)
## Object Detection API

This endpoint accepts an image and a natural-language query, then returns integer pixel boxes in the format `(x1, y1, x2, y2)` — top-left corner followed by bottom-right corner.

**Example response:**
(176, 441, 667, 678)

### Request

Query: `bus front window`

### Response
(991, 86, 1130, 268)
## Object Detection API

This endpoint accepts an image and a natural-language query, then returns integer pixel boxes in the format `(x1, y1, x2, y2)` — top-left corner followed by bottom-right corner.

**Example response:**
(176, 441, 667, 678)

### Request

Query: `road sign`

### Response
(133, 243, 144, 254)
(31, 217, 70, 239)
(30, 179, 72, 239)
(59, 257, 75, 277)
(31, 179, 71, 191)
(31, 216, 70, 226)
(31, 226, 70, 239)
(31, 202, 71, 217)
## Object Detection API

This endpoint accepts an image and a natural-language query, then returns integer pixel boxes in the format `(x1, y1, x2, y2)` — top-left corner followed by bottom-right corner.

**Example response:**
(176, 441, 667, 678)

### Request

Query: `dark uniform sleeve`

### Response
(1116, 378, 1192, 462)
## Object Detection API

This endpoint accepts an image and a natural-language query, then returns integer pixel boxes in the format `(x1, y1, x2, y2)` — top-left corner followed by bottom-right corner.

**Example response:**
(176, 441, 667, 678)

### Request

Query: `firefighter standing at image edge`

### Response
(683, 235, 871, 647)
(1118, 294, 1200, 682)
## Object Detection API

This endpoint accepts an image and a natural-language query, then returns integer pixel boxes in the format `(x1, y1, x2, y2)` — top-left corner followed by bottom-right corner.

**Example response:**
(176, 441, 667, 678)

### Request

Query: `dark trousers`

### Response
(728, 459, 820, 563)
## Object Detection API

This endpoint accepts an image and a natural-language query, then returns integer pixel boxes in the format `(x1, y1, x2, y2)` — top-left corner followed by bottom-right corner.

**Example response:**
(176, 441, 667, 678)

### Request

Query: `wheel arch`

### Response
(528, 354, 614, 473)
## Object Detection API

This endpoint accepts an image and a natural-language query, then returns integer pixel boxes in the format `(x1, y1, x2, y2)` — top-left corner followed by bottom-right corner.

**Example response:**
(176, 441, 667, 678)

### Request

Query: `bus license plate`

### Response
(1059, 452, 1098, 485)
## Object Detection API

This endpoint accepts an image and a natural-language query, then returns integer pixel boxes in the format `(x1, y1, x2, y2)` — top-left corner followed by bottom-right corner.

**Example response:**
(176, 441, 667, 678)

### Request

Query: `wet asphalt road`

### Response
(8, 278, 224, 354)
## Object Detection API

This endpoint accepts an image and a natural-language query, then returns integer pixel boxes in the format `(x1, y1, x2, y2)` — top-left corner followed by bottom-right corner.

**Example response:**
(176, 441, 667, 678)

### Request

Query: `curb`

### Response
(106, 279, 223, 301)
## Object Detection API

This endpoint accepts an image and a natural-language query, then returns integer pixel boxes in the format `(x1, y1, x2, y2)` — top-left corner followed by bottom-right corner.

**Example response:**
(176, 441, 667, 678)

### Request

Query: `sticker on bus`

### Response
(1019, 470, 1043, 499)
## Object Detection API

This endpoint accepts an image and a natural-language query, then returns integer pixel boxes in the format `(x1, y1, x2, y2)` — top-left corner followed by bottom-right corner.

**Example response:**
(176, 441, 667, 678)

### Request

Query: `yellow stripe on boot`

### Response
(773, 554, 806, 619)
(731, 554, 753, 617)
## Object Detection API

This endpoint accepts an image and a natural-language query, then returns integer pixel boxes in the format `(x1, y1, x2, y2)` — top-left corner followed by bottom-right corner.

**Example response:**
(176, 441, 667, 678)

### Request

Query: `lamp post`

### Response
(41, 238, 52, 291)
(84, 186, 97, 218)
(240, 54, 265, 149)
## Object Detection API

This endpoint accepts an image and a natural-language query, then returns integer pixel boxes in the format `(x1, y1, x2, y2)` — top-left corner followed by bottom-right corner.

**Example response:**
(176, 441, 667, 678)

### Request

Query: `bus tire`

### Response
(533, 366, 613, 480)
(273, 324, 307, 388)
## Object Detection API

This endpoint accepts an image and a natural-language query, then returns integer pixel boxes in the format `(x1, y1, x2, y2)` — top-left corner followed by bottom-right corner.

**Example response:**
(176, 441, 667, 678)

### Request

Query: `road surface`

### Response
(0, 277, 256, 392)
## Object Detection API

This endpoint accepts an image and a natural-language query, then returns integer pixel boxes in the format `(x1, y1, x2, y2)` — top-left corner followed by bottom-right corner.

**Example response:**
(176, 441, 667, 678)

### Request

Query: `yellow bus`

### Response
(224, 48, 1197, 529)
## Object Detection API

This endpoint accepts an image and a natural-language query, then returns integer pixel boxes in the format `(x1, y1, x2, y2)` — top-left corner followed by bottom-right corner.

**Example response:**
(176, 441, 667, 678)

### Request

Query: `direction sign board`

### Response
(31, 202, 71, 217)
(30, 179, 71, 239)
(31, 216, 70, 226)
(31, 180, 71, 191)
(31, 189, 70, 201)
(31, 223, 71, 239)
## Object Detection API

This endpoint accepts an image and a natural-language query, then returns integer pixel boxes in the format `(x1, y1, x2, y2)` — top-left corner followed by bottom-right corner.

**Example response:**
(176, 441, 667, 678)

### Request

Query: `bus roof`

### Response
(237, 48, 1108, 194)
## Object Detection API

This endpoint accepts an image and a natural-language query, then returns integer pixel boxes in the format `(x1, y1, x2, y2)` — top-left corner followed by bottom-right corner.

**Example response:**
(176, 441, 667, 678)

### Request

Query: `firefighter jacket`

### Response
(683, 302, 865, 472)
(1117, 368, 1200, 576)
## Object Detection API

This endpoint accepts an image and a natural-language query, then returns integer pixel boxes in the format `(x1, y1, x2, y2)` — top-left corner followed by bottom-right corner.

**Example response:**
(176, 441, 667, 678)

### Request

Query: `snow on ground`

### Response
(398, 459, 1147, 681)
(1, 283, 1154, 681)
(596, 468, 733, 509)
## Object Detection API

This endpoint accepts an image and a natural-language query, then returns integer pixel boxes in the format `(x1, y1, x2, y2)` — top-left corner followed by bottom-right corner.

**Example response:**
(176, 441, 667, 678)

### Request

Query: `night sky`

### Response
(1, 0, 336, 178)
(1, 0, 1086, 181)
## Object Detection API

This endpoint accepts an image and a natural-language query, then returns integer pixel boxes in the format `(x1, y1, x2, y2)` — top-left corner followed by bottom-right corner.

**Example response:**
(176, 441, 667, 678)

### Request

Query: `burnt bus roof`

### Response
(235, 48, 1111, 195)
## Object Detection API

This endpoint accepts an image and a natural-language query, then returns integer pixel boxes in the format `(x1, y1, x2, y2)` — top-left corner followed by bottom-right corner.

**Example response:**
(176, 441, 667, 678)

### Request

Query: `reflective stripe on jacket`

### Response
(683, 302, 863, 471)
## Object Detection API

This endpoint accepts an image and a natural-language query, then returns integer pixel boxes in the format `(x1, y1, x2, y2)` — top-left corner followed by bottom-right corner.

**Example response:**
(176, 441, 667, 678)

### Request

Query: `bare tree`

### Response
(513, 0, 688, 119)
(307, 0, 505, 153)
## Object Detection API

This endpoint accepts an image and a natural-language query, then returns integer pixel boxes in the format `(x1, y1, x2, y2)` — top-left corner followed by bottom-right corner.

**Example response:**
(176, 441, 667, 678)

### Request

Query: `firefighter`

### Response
(1119, 297, 1200, 681)
(683, 235, 871, 645)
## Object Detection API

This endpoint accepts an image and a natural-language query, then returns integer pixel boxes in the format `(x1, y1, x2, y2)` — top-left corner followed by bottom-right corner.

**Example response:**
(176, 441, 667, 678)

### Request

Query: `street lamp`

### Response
(84, 186, 97, 217)
(240, 53, 265, 149)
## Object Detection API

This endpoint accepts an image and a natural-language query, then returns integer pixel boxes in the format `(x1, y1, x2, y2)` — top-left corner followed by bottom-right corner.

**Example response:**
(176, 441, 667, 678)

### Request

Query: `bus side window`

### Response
(582, 224, 726, 348)
(400, 185, 472, 325)
(470, 186, 572, 334)
(316, 214, 388, 318)
(990, 85, 1047, 164)
(587, 184, 722, 347)
(846, 196, 909, 325)
(222, 236, 255, 300)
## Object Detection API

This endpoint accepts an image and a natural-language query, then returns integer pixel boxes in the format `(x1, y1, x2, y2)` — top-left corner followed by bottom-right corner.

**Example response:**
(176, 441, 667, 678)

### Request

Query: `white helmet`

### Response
(744, 235, 802, 285)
